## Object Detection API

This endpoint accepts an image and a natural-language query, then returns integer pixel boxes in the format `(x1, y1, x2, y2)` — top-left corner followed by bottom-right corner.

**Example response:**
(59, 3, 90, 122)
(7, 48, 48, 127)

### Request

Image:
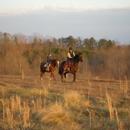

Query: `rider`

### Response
(44, 52, 53, 70)
(64, 47, 75, 71)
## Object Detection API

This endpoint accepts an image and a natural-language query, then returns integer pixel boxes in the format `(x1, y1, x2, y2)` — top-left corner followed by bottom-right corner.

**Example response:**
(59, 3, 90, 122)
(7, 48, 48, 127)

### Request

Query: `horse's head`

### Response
(78, 52, 83, 62)
(73, 52, 83, 62)
(56, 59, 60, 68)
(51, 59, 59, 68)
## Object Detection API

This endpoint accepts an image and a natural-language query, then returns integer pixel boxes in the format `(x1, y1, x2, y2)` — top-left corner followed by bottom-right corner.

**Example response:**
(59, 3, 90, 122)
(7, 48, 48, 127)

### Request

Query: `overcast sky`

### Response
(0, 0, 130, 44)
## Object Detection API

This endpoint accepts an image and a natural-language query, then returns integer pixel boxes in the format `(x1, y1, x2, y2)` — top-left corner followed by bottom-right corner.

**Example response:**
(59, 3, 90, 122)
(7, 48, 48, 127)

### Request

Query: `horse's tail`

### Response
(59, 68, 62, 75)
(59, 61, 66, 75)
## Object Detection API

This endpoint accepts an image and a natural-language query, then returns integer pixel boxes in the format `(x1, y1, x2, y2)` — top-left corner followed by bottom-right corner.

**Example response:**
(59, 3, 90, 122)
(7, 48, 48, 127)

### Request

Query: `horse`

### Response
(40, 59, 59, 80)
(59, 52, 83, 82)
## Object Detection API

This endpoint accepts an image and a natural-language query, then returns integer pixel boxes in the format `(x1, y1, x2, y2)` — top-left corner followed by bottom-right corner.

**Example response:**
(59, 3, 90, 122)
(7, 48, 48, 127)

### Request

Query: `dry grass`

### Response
(38, 102, 71, 125)
(106, 90, 114, 120)
(0, 76, 130, 129)
(0, 95, 31, 129)
(64, 90, 81, 107)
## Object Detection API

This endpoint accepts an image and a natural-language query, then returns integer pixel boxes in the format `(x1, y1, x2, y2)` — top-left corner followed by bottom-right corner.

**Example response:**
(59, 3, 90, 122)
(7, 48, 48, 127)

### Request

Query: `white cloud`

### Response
(0, 5, 130, 16)
(0, 6, 44, 16)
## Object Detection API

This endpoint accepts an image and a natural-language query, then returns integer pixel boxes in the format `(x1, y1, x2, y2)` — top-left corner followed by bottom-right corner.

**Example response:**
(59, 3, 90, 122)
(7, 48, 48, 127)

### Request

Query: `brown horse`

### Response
(59, 52, 83, 82)
(40, 59, 59, 80)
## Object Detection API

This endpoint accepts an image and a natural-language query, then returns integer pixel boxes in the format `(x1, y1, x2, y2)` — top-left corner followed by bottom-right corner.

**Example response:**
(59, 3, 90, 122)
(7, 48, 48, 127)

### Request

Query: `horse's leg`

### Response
(50, 73, 52, 80)
(40, 72, 43, 80)
(51, 71, 55, 80)
(73, 73, 76, 82)
(64, 73, 67, 82)
(61, 73, 64, 82)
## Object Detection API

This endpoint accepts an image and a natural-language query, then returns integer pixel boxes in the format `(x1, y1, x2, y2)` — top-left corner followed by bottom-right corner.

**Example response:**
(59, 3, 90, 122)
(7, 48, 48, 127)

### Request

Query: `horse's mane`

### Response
(51, 59, 58, 66)
(73, 53, 82, 62)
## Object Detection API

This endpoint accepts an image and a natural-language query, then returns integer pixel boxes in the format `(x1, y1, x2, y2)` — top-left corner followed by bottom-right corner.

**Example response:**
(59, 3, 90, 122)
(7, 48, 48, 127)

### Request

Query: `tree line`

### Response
(0, 32, 130, 80)
(0, 32, 116, 50)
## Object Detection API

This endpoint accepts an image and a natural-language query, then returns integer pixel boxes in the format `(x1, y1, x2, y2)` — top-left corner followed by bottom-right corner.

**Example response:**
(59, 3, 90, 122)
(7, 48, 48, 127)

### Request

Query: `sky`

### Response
(0, 0, 130, 44)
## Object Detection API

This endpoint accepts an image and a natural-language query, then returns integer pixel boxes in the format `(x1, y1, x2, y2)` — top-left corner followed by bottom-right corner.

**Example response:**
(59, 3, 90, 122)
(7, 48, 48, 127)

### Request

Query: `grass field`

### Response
(0, 74, 130, 130)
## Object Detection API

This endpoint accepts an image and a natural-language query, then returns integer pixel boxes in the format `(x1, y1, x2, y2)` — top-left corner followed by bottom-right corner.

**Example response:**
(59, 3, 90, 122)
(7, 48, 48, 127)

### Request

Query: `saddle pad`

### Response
(63, 62, 68, 69)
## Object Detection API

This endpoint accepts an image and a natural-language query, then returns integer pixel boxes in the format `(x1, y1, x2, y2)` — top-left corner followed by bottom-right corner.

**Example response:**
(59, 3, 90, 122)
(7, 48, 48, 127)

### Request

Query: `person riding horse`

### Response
(59, 52, 83, 82)
(64, 47, 75, 71)
(44, 52, 53, 71)
(40, 58, 59, 80)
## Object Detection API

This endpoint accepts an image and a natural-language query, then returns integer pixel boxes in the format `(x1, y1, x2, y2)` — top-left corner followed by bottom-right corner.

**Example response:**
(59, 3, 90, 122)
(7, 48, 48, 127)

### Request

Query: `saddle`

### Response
(44, 62, 50, 71)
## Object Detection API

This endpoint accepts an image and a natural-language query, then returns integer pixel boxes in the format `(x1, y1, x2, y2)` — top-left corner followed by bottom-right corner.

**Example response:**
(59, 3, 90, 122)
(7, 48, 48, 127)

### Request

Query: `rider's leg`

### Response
(67, 62, 71, 71)
(64, 63, 67, 70)
(64, 62, 70, 72)
(46, 62, 49, 70)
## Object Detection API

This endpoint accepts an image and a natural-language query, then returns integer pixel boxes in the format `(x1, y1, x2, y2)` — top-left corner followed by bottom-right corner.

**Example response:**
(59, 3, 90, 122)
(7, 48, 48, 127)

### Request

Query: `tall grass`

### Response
(0, 95, 30, 129)
(119, 77, 128, 98)
(106, 90, 114, 120)
(0, 79, 130, 129)
(64, 90, 81, 108)
(38, 102, 71, 125)
(21, 69, 24, 80)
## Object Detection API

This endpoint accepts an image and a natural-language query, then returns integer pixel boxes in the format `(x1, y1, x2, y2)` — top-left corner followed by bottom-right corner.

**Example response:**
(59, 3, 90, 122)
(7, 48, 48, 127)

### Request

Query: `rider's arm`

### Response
(73, 52, 75, 56)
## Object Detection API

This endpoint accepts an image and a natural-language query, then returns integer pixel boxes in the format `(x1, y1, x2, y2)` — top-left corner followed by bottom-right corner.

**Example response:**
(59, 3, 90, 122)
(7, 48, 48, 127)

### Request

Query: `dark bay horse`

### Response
(59, 53, 83, 82)
(40, 59, 59, 80)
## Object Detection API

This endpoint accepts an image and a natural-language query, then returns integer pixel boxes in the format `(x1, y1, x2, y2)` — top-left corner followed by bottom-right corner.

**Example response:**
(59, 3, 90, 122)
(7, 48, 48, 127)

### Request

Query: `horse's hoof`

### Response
(40, 78, 42, 81)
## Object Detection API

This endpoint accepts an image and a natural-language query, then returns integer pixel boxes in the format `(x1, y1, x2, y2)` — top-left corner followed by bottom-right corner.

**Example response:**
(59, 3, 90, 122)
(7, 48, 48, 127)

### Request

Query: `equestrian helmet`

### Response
(69, 47, 72, 50)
